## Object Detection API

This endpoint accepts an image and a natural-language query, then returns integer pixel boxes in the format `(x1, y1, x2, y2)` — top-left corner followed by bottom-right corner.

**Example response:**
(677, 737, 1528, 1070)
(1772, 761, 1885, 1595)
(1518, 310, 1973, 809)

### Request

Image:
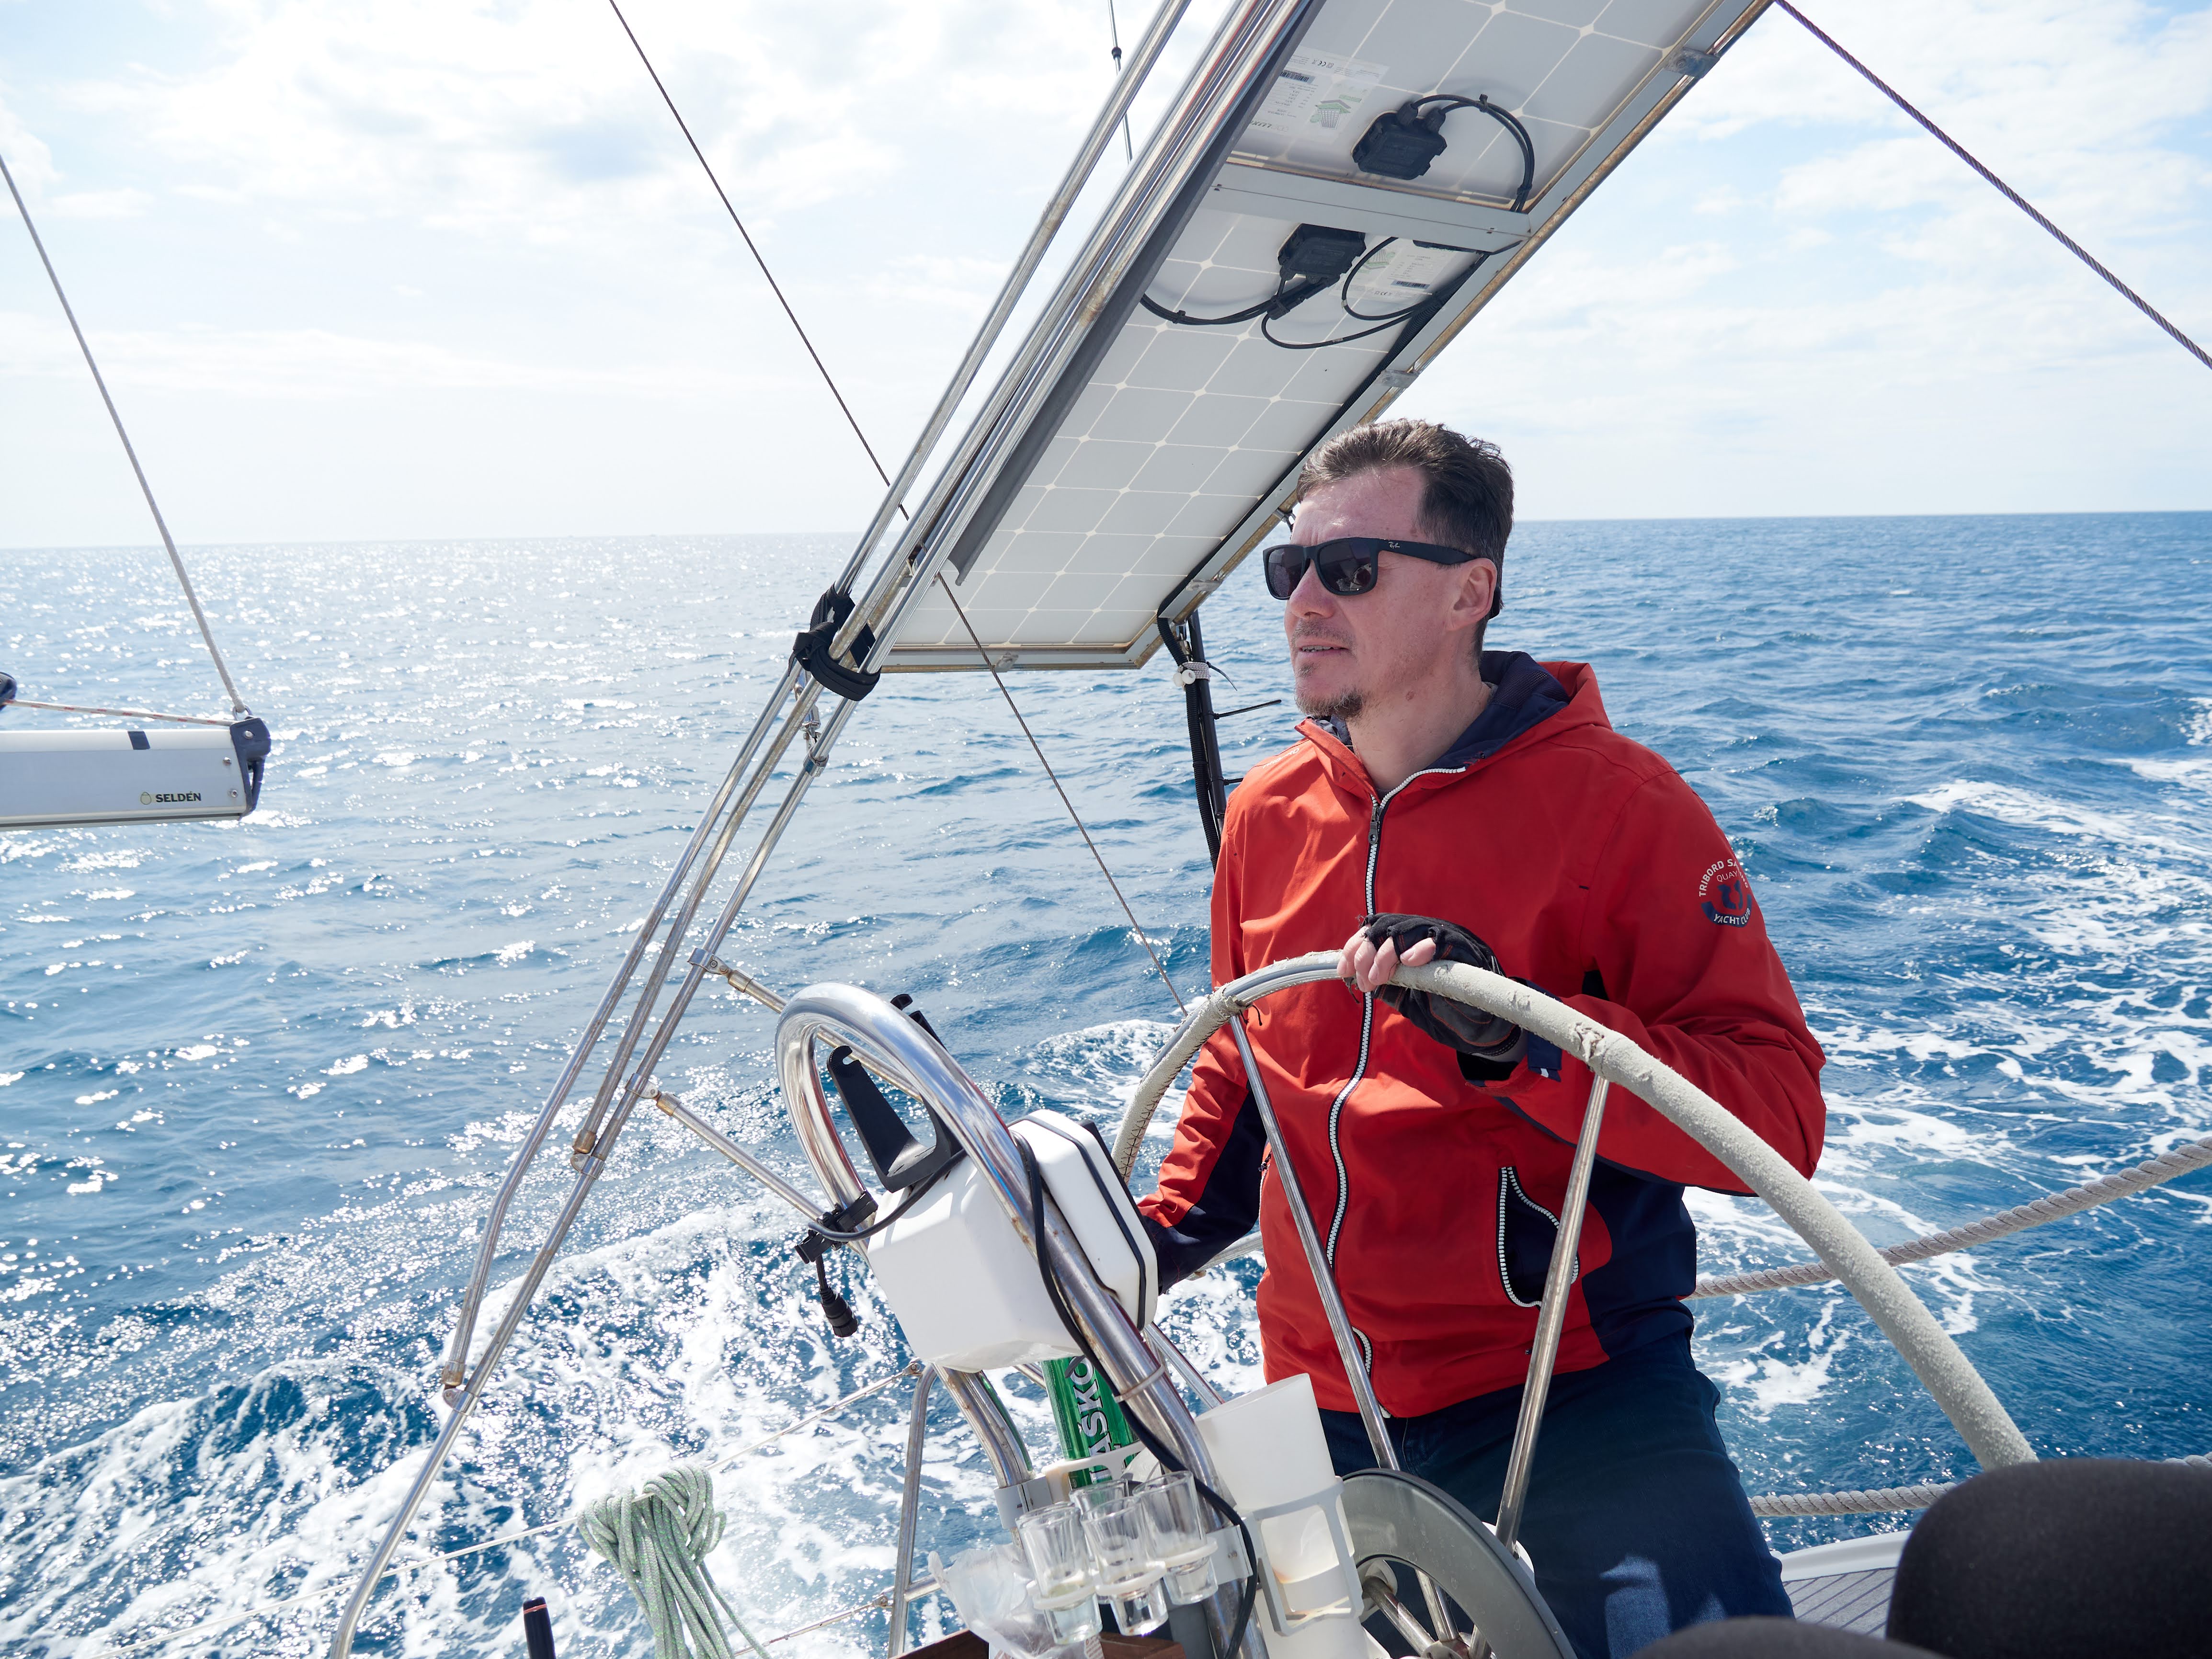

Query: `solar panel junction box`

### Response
(1277, 223, 1367, 286)
(1352, 102, 1451, 180)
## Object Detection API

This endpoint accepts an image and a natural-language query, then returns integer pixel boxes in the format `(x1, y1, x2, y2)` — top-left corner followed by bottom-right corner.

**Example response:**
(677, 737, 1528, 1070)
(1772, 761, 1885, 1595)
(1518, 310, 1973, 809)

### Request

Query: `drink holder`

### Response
(1239, 1487, 1363, 1636)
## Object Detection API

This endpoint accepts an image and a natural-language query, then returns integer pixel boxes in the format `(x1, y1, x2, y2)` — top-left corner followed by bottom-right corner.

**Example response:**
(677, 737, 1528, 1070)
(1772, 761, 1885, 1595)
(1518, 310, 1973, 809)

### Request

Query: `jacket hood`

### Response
(1303, 652, 1607, 794)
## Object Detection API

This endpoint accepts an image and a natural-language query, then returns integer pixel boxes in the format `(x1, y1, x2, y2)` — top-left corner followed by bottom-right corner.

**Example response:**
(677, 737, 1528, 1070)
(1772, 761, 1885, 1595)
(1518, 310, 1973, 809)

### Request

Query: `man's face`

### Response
(1281, 466, 1489, 720)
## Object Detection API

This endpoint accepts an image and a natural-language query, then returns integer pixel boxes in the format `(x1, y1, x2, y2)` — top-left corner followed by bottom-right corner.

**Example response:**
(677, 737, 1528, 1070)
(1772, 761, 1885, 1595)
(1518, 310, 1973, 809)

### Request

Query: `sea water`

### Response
(2, 515, 2208, 1656)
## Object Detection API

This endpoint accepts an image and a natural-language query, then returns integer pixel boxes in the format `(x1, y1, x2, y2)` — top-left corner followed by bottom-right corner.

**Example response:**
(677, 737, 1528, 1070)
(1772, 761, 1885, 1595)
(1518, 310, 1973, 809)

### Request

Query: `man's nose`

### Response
(1287, 559, 1335, 614)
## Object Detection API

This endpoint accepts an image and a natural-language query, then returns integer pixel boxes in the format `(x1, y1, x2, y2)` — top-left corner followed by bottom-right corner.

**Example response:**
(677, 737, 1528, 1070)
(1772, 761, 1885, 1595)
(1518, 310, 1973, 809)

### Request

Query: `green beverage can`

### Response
(1044, 1356, 1135, 1485)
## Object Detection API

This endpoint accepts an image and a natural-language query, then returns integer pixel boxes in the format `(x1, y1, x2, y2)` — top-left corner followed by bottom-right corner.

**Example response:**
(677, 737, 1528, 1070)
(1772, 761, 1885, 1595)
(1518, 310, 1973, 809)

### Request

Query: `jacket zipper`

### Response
(1319, 763, 1466, 1390)
(1496, 1166, 1577, 1309)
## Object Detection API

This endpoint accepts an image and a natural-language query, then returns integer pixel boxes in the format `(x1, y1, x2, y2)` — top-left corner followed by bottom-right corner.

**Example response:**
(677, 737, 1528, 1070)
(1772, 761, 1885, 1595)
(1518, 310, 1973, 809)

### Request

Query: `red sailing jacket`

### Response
(1137, 653, 1826, 1417)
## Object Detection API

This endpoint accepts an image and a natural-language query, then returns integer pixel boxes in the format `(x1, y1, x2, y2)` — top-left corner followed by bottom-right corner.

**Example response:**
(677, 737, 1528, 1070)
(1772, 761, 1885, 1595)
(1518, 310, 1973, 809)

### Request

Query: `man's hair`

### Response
(1291, 419, 1514, 648)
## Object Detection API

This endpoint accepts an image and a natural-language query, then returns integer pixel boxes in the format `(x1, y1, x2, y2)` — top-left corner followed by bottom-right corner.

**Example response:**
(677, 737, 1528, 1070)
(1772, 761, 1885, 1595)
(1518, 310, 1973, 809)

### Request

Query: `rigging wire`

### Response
(937, 573, 1188, 1015)
(1777, 0, 2210, 375)
(610, 5, 1182, 1014)
(604, 0, 907, 495)
(1, 147, 249, 716)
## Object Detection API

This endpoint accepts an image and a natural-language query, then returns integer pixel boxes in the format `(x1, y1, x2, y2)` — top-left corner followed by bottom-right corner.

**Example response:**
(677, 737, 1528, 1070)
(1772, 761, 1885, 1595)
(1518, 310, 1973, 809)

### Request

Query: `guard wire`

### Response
(1, 148, 249, 716)
(938, 573, 1187, 1015)
(1015, 1139, 1259, 1659)
(1777, 0, 2209, 375)
(1, 697, 233, 727)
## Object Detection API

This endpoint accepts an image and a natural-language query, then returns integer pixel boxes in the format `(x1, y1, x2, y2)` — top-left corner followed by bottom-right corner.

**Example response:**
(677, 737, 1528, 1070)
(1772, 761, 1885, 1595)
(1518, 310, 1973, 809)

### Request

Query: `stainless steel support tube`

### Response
(941, 1369, 1035, 1491)
(574, 696, 861, 1192)
(653, 1089, 827, 1219)
(330, 1093, 652, 1657)
(888, 1365, 940, 1658)
(566, 678, 827, 1160)
(336, 703, 858, 1657)
(438, 660, 804, 1387)
(1492, 1076, 1610, 1553)
(1224, 1018, 1394, 1469)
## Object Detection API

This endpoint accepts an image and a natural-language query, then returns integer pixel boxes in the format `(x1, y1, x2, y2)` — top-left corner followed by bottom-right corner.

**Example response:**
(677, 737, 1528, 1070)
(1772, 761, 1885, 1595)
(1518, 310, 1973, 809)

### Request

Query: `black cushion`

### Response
(1642, 1617, 1937, 1657)
(1887, 1457, 2212, 1659)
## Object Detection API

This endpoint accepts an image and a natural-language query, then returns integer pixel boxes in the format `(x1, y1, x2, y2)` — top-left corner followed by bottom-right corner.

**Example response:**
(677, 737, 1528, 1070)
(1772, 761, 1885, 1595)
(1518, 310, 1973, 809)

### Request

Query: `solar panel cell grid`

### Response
(886, 0, 1724, 667)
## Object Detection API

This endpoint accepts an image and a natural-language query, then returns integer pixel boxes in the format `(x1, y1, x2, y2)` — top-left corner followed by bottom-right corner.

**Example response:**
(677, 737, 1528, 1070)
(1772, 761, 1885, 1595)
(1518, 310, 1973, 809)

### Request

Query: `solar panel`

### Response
(880, 0, 1762, 670)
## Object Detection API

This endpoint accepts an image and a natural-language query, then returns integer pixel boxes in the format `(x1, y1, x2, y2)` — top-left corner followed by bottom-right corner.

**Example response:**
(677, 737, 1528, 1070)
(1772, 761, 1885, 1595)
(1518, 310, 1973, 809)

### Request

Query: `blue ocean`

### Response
(3, 514, 2208, 1657)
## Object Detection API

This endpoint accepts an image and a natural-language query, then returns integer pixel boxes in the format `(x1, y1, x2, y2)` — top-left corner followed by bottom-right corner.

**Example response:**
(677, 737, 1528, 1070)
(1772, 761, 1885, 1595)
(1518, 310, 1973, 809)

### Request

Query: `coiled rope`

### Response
(577, 1467, 772, 1659)
(1693, 1133, 2212, 1300)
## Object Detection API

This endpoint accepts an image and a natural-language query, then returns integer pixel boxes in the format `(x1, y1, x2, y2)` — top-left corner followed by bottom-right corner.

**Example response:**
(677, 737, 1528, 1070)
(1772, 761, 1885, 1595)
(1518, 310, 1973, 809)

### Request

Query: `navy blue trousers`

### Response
(1320, 1335, 1790, 1659)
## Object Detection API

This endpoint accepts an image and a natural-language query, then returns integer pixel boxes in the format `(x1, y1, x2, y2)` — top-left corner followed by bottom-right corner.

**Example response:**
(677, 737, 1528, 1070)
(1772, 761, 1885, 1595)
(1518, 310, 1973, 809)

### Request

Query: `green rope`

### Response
(579, 1467, 773, 1659)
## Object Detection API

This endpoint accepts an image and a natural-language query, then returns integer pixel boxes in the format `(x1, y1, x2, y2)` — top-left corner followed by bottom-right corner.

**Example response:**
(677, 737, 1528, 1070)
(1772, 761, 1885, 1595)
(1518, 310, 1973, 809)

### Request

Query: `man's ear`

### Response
(1449, 558, 1498, 634)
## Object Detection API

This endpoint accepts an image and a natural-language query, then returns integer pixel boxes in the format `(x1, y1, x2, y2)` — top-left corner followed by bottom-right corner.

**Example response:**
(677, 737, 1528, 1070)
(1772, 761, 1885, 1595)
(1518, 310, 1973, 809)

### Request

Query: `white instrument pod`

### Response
(0, 718, 272, 830)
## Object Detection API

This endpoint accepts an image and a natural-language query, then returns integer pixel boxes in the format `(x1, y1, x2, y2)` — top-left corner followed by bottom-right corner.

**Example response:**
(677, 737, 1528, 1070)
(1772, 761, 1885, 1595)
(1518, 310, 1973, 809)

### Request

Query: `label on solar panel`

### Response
(1251, 51, 1388, 138)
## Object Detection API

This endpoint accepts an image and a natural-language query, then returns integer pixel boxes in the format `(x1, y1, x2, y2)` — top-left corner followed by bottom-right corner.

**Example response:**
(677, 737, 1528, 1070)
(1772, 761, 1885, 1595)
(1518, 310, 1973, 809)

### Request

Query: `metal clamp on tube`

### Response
(773, 983, 1264, 1659)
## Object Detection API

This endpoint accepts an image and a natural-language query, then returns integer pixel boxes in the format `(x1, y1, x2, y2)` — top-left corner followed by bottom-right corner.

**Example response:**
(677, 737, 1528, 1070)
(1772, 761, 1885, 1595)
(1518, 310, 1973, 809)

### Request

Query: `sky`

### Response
(1, 0, 2208, 550)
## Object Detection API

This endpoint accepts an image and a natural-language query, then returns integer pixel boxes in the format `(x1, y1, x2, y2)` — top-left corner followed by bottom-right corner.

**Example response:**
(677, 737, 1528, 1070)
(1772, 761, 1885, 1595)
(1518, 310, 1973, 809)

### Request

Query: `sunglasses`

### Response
(1261, 536, 1479, 600)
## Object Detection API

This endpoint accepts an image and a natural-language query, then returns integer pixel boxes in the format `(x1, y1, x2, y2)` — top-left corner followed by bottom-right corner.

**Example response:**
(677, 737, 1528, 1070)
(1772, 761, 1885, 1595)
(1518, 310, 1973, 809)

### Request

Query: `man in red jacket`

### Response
(1136, 420, 1824, 1658)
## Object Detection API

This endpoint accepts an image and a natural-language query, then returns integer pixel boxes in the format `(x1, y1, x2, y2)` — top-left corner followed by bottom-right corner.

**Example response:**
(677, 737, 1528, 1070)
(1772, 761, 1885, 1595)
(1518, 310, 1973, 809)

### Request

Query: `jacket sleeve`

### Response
(1500, 768, 1826, 1193)
(1137, 804, 1268, 1286)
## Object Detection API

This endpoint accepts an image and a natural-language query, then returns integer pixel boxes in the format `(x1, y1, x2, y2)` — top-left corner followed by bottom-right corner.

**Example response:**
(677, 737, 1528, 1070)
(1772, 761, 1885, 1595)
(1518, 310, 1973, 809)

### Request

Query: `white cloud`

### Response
(47, 187, 151, 218)
(0, 0, 2204, 543)
(49, 0, 1137, 239)
(0, 309, 790, 398)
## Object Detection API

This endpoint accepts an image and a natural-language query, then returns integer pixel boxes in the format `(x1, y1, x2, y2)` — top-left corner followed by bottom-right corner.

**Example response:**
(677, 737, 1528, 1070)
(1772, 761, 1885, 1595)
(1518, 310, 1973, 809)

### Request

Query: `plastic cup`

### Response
(1017, 1504, 1102, 1646)
(1080, 1493, 1171, 1633)
(1137, 1471, 1219, 1605)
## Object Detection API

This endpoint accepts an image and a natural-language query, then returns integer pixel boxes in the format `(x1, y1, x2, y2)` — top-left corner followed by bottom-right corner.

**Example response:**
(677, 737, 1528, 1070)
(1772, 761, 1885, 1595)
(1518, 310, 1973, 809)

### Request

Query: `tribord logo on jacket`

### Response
(1698, 857, 1754, 927)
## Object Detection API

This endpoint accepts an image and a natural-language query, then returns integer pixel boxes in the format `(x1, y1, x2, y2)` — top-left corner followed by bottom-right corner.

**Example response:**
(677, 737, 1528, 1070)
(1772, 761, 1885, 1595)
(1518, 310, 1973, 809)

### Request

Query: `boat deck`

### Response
(1779, 1532, 1909, 1637)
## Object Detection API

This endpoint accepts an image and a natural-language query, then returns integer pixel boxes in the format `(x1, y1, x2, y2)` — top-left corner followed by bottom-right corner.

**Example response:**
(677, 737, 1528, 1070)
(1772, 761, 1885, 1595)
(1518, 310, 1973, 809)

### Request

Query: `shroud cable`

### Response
(1, 148, 249, 715)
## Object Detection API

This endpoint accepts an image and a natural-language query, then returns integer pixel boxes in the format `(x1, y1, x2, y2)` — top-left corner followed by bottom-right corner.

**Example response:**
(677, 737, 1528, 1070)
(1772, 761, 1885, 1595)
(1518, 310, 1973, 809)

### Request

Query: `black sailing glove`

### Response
(1361, 913, 1527, 1078)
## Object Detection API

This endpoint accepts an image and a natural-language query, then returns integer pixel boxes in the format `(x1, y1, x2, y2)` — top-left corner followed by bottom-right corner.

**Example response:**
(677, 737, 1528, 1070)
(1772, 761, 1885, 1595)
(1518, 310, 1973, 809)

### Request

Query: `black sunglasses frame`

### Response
(1261, 536, 1480, 600)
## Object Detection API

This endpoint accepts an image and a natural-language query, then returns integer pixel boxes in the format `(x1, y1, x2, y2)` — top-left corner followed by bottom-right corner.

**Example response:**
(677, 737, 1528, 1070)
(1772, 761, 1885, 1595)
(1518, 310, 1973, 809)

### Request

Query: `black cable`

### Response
(1411, 94, 1535, 212)
(1141, 273, 1325, 327)
(1337, 238, 1418, 322)
(1015, 1141, 1260, 1659)
(1260, 307, 1437, 352)
(804, 1169, 945, 1244)
(1334, 239, 1500, 326)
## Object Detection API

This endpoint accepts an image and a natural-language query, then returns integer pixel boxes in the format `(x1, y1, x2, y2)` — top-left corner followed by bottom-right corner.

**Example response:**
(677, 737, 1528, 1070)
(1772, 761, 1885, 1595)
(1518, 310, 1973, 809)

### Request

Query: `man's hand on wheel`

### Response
(1335, 922, 1437, 995)
(1339, 914, 1527, 1065)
